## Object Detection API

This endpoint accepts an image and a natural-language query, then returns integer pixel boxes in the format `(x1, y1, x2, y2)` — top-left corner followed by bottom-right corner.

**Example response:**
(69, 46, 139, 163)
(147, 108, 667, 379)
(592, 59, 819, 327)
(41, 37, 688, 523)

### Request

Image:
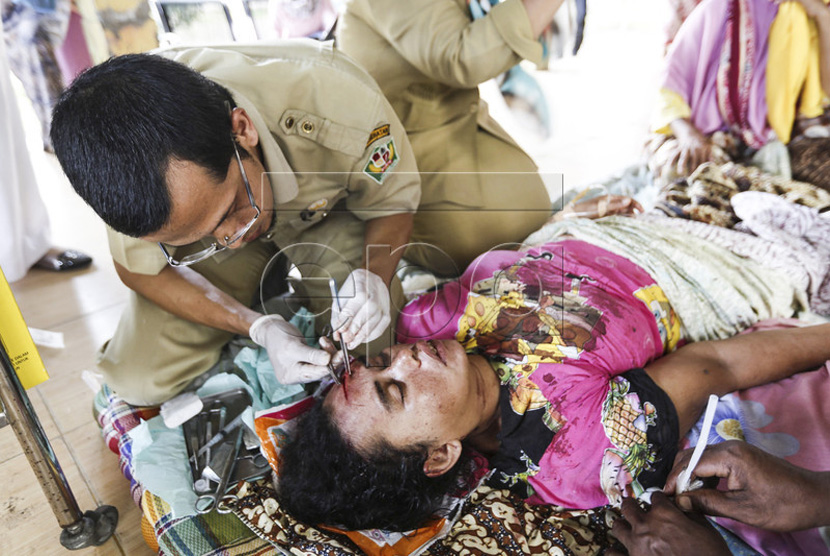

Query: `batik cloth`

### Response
(640, 192, 830, 316)
(653, 161, 830, 228)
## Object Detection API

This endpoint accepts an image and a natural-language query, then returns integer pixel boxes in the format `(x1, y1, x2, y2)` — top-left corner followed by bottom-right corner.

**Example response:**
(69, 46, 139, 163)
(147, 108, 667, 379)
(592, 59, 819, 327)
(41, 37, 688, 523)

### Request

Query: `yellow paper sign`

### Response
(0, 267, 49, 389)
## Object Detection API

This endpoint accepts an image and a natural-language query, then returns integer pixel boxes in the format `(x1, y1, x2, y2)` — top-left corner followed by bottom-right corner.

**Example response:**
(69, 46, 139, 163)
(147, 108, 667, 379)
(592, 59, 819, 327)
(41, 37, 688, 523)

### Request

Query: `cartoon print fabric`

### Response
(398, 240, 683, 508)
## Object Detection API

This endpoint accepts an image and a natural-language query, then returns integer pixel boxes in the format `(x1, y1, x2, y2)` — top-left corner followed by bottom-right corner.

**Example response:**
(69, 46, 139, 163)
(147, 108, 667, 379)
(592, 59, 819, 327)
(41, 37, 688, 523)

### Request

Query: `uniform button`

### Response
(301, 121, 314, 133)
(285, 117, 295, 129)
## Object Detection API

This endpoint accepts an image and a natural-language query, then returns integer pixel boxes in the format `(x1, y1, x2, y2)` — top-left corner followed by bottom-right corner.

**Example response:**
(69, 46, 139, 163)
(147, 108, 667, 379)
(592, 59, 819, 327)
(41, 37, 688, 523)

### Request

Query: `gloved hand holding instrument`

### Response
(329, 268, 391, 350)
(250, 269, 386, 385)
(249, 313, 331, 385)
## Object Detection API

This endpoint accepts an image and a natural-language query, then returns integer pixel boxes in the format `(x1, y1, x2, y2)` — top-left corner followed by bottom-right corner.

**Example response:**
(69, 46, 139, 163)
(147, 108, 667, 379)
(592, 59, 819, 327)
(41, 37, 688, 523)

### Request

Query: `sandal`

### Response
(34, 249, 93, 272)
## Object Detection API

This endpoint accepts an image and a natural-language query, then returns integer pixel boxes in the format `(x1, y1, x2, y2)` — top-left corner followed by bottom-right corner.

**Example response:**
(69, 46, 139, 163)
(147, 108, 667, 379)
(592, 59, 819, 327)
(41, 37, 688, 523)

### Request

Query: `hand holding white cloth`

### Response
(331, 269, 391, 349)
(249, 314, 331, 384)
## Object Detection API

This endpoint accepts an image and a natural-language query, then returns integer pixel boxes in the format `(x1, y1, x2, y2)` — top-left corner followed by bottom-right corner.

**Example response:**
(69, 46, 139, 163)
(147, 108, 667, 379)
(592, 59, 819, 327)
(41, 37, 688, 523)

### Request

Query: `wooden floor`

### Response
(0, 1, 668, 553)
(1, 152, 145, 553)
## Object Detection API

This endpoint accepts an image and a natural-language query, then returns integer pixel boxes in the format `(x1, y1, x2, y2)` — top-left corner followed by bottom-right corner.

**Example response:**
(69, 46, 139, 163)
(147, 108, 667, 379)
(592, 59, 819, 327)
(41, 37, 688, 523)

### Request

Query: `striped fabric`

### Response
(98, 385, 278, 555)
(95, 384, 616, 555)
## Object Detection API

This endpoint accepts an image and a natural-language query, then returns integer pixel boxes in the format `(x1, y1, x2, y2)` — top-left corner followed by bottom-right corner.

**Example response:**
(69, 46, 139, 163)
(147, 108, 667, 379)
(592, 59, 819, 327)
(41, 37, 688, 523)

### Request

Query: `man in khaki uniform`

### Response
(51, 41, 420, 405)
(337, 0, 566, 275)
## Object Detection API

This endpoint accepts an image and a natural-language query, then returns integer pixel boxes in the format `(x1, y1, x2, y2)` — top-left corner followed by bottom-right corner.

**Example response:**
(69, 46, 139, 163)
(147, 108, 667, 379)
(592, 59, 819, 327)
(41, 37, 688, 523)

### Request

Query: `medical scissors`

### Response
(195, 427, 243, 514)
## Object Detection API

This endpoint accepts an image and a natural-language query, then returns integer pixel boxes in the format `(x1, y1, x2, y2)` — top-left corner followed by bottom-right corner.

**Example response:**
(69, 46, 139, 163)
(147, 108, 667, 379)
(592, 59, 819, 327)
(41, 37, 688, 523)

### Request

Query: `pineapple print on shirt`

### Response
(599, 376, 658, 505)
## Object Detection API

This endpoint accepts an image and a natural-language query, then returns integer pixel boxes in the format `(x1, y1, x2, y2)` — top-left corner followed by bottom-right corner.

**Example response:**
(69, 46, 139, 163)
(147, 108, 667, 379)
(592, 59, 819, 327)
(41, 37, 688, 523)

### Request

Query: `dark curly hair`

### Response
(277, 401, 472, 531)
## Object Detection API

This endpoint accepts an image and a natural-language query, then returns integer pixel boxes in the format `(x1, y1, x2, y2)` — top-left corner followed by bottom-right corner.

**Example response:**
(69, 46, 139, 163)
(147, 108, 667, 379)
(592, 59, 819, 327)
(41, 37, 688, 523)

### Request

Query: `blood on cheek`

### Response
(342, 370, 349, 401)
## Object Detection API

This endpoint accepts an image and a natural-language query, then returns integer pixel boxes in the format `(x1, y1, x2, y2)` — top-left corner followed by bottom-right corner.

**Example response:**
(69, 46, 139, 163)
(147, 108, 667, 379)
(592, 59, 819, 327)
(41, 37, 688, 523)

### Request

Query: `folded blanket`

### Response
(522, 215, 809, 341)
(640, 192, 830, 315)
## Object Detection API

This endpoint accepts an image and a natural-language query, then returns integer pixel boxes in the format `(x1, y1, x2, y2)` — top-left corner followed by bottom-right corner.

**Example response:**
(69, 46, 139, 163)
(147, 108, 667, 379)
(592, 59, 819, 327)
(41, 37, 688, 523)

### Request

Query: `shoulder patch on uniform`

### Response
(366, 124, 391, 147)
(307, 198, 328, 211)
(364, 139, 399, 184)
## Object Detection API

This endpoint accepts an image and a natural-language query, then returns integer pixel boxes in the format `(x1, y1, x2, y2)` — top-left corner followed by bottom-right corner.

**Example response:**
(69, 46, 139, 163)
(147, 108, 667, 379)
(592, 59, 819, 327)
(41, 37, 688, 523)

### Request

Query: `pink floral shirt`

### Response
(397, 240, 682, 508)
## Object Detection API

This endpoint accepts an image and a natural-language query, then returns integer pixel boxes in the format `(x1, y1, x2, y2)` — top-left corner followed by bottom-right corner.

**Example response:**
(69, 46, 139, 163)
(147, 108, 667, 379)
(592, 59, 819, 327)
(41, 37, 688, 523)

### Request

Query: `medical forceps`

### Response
(323, 278, 352, 384)
(184, 389, 269, 514)
(195, 427, 244, 515)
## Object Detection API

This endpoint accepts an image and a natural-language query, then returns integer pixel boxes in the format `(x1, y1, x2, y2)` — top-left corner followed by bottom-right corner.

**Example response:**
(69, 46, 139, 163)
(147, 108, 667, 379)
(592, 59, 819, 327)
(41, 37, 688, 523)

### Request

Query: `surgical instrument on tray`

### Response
(195, 427, 244, 514)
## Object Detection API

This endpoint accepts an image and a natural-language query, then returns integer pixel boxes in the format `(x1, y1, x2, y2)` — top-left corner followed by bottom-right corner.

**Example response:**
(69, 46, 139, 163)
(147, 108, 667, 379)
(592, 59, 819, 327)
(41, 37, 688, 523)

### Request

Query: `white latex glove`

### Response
(330, 269, 390, 350)
(249, 314, 331, 384)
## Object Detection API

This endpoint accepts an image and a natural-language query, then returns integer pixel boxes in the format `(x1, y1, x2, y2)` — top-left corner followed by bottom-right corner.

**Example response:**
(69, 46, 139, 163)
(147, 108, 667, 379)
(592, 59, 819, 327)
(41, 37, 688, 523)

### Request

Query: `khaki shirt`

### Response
(108, 40, 421, 275)
(337, 0, 542, 205)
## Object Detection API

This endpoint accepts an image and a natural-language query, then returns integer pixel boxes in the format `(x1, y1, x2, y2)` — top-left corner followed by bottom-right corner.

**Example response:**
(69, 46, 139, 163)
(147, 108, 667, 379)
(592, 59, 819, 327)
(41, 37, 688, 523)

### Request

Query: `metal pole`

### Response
(0, 399, 8, 428)
(0, 341, 117, 549)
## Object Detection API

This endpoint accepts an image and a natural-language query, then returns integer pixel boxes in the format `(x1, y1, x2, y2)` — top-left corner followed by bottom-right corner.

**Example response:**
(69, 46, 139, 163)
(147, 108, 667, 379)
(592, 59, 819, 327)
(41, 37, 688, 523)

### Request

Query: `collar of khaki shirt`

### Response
(229, 87, 299, 208)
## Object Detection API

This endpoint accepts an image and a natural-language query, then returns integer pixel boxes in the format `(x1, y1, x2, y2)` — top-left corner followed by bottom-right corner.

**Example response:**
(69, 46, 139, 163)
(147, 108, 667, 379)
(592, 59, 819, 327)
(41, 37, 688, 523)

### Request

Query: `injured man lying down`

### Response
(277, 233, 830, 532)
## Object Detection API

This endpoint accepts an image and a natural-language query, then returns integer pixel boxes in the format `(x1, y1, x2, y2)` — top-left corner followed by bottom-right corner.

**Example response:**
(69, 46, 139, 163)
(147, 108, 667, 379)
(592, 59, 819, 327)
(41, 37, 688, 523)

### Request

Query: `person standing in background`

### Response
(1, 0, 71, 152)
(0, 20, 91, 280)
(336, 0, 569, 276)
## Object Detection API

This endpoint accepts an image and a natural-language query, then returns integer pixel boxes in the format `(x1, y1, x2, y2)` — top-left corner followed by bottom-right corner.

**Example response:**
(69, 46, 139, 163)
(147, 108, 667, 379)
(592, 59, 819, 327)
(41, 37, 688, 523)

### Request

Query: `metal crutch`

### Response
(0, 338, 118, 549)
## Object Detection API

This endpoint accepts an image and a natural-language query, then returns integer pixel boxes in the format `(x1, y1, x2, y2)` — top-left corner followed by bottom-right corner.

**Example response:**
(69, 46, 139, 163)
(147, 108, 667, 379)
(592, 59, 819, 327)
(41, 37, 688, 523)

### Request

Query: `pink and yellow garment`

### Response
(653, 0, 828, 145)
(397, 240, 683, 509)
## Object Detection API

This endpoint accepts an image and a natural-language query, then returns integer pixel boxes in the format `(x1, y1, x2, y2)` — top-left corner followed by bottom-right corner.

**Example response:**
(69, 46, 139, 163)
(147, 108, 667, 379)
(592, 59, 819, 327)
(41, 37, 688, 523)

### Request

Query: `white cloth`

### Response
(732, 191, 830, 315)
(0, 23, 50, 282)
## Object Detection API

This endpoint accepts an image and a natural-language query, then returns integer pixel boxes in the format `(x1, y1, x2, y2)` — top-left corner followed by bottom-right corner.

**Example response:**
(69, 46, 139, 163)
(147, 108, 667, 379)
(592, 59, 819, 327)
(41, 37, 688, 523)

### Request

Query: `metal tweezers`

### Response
(327, 278, 352, 384)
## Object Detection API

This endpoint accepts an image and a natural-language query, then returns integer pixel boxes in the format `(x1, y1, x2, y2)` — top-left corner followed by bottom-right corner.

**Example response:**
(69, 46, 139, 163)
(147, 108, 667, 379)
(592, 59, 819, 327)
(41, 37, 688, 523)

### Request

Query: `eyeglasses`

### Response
(158, 139, 262, 267)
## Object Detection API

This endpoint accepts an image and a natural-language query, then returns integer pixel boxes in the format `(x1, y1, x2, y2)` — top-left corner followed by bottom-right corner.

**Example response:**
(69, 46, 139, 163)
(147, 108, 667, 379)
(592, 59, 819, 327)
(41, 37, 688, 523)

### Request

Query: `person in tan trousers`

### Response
(337, 0, 569, 276)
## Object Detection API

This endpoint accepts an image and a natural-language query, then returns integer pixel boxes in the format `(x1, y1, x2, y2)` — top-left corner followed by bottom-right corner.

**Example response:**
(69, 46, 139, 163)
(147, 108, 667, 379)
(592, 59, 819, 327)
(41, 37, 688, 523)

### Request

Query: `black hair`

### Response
(50, 53, 237, 237)
(277, 402, 472, 532)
